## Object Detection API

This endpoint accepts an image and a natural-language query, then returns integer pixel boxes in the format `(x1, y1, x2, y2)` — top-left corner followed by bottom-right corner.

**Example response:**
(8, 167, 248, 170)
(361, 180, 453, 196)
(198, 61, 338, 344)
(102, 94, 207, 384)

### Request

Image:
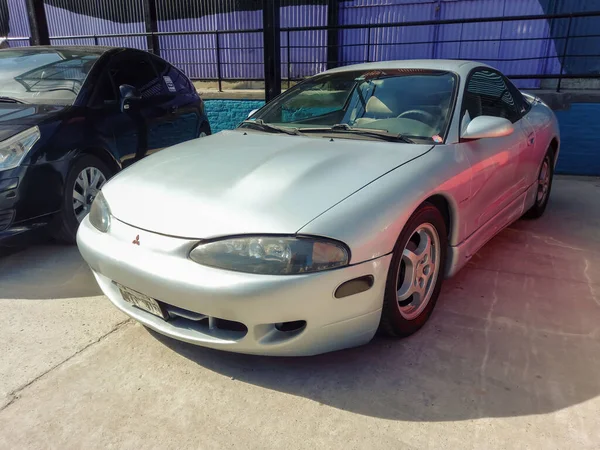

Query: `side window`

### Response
(89, 71, 116, 107)
(505, 77, 530, 115)
(167, 66, 195, 94)
(463, 69, 520, 126)
(109, 52, 162, 99)
(149, 54, 195, 95)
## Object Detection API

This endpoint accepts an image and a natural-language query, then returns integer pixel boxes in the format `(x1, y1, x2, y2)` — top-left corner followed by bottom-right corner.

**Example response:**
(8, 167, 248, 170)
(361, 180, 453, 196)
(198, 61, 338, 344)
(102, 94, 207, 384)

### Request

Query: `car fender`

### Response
(298, 144, 472, 265)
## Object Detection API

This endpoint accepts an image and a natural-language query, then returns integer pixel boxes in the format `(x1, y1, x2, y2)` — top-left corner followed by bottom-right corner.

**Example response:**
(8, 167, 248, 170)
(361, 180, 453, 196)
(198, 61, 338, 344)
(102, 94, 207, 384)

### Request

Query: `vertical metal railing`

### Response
(365, 26, 371, 63)
(215, 31, 222, 92)
(557, 15, 573, 93)
(287, 29, 291, 89)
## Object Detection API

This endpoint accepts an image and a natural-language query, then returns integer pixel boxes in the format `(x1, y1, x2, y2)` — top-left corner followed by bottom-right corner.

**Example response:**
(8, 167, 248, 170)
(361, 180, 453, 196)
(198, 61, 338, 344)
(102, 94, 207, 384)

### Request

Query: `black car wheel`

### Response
(379, 203, 448, 337)
(523, 148, 554, 219)
(199, 121, 211, 137)
(53, 155, 111, 244)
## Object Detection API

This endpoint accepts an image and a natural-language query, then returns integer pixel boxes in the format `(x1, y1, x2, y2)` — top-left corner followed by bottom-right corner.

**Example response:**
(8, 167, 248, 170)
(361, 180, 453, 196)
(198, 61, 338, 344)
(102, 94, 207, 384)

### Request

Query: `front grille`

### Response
(0, 209, 15, 231)
(162, 302, 248, 340)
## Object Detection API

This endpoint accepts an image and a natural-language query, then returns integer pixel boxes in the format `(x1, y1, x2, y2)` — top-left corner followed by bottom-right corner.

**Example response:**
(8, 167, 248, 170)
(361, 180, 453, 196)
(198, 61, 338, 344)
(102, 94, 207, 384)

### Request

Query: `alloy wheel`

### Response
(396, 223, 441, 320)
(536, 157, 551, 204)
(73, 167, 106, 222)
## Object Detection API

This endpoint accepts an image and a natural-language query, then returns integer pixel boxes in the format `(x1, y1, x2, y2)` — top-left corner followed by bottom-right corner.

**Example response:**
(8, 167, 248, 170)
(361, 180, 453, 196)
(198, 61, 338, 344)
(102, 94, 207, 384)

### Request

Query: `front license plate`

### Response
(117, 284, 168, 320)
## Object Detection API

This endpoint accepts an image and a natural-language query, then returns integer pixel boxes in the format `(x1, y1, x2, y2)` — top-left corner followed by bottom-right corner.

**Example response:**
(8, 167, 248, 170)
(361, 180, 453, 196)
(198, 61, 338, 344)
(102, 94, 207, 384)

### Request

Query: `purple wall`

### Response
(157, 4, 328, 80)
(338, 0, 562, 88)
(281, 5, 328, 79)
(157, 6, 263, 79)
(7, 0, 29, 45)
(45, 1, 146, 49)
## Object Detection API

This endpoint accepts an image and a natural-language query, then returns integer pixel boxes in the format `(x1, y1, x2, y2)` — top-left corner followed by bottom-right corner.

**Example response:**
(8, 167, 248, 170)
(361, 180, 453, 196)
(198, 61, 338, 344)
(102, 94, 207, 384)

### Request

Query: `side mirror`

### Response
(461, 115, 514, 140)
(119, 84, 141, 113)
(248, 109, 259, 118)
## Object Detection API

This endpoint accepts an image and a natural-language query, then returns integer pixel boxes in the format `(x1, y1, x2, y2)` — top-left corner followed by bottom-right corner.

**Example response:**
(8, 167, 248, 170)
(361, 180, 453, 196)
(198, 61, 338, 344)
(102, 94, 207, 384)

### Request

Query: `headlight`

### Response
(189, 236, 349, 275)
(0, 126, 41, 171)
(89, 192, 111, 232)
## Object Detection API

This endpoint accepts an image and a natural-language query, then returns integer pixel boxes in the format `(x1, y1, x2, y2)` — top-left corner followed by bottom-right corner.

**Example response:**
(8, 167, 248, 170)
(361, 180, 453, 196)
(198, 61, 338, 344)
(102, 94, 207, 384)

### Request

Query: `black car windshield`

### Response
(243, 69, 457, 143)
(0, 49, 102, 105)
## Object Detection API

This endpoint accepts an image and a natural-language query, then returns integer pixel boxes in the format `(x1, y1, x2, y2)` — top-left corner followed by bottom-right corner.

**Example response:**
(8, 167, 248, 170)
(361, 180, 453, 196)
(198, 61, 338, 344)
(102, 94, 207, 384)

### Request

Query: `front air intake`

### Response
(0, 209, 15, 231)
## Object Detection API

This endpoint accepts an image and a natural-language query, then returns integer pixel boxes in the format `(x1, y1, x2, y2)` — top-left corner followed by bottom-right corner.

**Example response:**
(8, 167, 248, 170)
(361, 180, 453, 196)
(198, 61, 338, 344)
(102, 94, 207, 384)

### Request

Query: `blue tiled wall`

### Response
(205, 99, 265, 134)
(205, 99, 600, 176)
(554, 103, 600, 176)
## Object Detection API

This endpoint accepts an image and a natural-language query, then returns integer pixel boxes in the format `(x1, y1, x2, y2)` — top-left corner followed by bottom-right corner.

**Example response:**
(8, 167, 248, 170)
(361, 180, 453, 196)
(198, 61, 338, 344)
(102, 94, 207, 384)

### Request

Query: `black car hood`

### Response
(0, 104, 69, 140)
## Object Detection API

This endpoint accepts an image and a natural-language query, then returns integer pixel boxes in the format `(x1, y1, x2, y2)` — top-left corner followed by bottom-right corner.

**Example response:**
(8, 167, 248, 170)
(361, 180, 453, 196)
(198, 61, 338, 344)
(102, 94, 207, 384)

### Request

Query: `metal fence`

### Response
(282, 10, 600, 92)
(6, 3, 600, 98)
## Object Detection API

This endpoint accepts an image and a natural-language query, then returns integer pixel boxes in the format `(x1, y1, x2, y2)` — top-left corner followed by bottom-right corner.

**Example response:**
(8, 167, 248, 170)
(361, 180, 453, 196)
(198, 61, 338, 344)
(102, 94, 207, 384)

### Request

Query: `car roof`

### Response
(322, 59, 494, 77)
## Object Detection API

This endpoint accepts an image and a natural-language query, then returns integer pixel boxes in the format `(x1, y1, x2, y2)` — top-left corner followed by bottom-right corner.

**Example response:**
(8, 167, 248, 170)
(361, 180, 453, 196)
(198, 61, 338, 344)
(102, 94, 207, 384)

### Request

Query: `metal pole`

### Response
(366, 26, 371, 62)
(287, 29, 291, 89)
(25, 0, 50, 46)
(215, 32, 222, 92)
(557, 15, 572, 93)
(263, 0, 282, 102)
(326, 0, 340, 69)
(94, 35, 99, 46)
(142, 0, 160, 55)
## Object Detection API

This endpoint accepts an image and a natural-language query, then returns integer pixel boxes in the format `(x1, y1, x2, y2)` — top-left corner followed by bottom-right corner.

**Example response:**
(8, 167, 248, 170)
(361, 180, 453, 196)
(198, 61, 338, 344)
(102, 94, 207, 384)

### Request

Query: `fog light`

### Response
(275, 320, 306, 332)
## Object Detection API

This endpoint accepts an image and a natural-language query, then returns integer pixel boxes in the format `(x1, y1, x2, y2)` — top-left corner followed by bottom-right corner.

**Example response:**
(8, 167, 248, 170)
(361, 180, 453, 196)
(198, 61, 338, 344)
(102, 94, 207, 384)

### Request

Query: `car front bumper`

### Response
(77, 216, 391, 356)
(0, 161, 68, 246)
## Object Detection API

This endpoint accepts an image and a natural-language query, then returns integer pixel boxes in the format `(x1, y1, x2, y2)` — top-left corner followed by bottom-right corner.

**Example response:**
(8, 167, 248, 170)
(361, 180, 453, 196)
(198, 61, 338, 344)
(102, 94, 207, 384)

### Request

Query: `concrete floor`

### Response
(1, 176, 599, 449)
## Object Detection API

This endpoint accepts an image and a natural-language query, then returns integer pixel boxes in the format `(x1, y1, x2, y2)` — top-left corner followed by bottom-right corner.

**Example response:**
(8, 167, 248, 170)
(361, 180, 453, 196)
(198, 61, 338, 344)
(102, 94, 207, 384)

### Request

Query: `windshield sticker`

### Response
(432, 135, 443, 143)
(163, 76, 177, 93)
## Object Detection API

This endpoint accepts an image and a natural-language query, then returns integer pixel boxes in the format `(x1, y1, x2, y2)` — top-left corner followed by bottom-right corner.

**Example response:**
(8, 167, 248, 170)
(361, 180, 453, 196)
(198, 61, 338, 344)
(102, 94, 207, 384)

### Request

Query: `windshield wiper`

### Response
(0, 96, 25, 104)
(299, 124, 415, 143)
(240, 119, 301, 136)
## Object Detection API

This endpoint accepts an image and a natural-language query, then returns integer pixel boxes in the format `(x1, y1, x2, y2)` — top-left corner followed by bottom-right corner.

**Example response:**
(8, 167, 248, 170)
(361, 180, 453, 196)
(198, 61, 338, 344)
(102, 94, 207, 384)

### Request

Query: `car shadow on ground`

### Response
(0, 243, 102, 299)
(150, 217, 600, 422)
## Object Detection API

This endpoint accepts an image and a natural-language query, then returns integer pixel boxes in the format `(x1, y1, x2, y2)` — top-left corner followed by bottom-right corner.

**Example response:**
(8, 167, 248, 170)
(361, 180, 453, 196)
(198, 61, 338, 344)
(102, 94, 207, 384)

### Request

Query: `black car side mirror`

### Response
(119, 84, 141, 113)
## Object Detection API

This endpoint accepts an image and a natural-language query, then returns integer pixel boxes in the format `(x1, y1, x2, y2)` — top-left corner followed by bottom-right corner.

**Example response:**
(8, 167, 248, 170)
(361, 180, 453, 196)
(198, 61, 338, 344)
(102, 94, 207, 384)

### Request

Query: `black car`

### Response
(0, 46, 210, 246)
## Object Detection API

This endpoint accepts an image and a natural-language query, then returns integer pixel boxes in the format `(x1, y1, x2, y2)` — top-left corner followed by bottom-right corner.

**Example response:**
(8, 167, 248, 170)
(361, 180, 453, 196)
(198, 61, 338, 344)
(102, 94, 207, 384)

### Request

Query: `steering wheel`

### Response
(398, 109, 436, 125)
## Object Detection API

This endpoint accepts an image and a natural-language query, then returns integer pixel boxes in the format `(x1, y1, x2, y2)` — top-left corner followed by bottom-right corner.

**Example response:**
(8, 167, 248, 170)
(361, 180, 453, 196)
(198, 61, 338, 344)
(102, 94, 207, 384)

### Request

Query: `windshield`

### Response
(0, 49, 102, 105)
(244, 69, 457, 143)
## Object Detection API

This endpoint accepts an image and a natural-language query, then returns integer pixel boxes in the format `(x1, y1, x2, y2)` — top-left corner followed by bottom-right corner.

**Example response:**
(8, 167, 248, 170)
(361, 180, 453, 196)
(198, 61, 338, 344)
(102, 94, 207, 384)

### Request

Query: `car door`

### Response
(459, 68, 530, 239)
(146, 54, 202, 151)
(506, 78, 538, 191)
(108, 50, 181, 165)
(85, 61, 139, 167)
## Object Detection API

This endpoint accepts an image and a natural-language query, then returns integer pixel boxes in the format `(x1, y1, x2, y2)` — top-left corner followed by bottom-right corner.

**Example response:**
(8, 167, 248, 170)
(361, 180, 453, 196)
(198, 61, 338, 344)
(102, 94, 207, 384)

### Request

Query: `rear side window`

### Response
(463, 69, 520, 123)
(149, 54, 195, 96)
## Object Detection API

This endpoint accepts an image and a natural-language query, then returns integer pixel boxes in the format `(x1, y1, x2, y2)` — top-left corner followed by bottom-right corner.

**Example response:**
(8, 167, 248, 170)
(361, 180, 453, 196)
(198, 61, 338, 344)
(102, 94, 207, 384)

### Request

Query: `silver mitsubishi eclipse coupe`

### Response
(77, 60, 560, 356)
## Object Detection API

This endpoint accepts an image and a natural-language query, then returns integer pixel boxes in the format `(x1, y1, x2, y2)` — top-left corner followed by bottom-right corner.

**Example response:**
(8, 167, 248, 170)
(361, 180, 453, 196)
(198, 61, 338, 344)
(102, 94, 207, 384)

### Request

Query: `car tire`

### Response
(52, 155, 111, 244)
(199, 121, 211, 137)
(523, 148, 554, 219)
(378, 202, 448, 337)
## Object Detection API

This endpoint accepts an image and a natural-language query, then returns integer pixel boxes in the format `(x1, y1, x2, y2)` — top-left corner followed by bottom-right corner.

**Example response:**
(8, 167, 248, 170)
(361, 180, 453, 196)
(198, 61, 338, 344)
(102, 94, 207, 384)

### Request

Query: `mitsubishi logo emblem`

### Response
(132, 235, 140, 245)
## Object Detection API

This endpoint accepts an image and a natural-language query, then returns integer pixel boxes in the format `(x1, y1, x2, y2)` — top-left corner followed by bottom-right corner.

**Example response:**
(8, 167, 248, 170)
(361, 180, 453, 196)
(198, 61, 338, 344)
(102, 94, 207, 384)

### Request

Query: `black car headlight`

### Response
(189, 236, 349, 275)
(0, 126, 40, 172)
(88, 192, 111, 232)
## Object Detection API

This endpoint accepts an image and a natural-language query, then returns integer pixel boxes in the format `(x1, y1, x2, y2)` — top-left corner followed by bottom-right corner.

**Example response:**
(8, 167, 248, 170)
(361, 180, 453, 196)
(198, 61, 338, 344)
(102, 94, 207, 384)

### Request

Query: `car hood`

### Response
(0, 104, 69, 141)
(103, 130, 433, 238)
